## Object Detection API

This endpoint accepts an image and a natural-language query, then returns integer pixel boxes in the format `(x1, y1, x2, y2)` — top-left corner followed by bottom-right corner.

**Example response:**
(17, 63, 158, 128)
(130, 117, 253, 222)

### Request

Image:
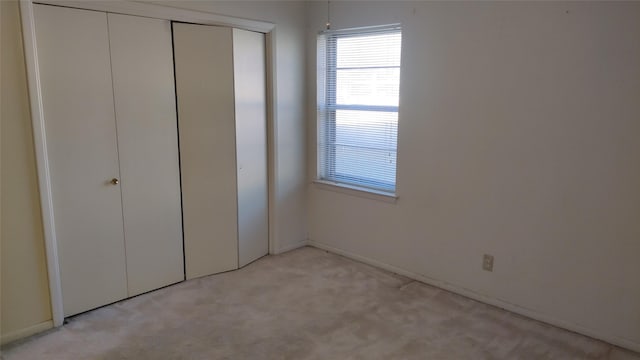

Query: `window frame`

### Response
(317, 24, 402, 196)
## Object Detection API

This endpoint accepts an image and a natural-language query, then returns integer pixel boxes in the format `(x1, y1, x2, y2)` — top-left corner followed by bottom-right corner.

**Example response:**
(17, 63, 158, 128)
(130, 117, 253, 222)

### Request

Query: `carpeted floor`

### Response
(1, 247, 638, 359)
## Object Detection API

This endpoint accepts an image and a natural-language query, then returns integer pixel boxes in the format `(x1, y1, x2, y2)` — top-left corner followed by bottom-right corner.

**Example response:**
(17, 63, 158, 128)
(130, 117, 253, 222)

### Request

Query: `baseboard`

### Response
(308, 240, 640, 353)
(0, 320, 53, 346)
(272, 239, 309, 255)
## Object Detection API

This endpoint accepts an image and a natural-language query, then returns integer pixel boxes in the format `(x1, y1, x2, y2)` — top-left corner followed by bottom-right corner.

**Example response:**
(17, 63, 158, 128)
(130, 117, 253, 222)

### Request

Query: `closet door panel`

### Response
(233, 29, 269, 267)
(108, 14, 184, 296)
(33, 4, 127, 316)
(173, 23, 239, 279)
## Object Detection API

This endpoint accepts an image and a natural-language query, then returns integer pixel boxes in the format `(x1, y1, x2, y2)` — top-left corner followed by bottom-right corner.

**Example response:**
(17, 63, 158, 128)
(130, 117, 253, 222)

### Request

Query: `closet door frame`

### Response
(20, 0, 277, 328)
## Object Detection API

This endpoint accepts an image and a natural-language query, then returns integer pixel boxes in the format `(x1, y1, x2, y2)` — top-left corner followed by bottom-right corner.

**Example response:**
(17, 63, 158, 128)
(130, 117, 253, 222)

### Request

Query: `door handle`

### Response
(111, 178, 119, 185)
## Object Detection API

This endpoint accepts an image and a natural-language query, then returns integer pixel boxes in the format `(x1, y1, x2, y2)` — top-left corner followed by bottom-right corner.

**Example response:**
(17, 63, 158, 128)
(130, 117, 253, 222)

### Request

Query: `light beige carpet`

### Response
(1, 247, 638, 359)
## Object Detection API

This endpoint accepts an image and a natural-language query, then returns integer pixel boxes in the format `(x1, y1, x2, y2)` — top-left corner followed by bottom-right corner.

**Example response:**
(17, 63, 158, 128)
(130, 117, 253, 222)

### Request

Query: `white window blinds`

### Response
(317, 25, 402, 193)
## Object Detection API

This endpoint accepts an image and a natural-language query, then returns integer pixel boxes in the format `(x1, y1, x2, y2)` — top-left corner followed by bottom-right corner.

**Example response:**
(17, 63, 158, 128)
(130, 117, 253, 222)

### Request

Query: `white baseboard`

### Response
(308, 240, 640, 353)
(272, 239, 309, 255)
(0, 320, 53, 345)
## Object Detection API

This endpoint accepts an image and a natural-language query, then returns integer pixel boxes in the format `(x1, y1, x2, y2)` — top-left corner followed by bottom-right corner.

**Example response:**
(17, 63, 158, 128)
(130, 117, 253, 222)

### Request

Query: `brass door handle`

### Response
(111, 178, 119, 185)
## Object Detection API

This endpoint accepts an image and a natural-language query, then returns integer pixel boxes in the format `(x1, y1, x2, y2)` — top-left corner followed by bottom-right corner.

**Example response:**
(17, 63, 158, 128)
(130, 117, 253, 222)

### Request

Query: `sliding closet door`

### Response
(108, 14, 184, 296)
(34, 4, 127, 316)
(173, 23, 239, 279)
(233, 29, 269, 267)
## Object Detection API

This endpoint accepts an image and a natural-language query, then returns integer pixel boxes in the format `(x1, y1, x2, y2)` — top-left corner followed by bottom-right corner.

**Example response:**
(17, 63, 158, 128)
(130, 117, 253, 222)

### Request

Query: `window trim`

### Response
(313, 180, 398, 204)
(317, 24, 402, 196)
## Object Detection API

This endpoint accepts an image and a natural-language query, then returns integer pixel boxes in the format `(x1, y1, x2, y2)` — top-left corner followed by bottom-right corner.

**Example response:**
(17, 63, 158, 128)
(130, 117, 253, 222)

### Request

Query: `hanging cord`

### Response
(326, 1, 331, 30)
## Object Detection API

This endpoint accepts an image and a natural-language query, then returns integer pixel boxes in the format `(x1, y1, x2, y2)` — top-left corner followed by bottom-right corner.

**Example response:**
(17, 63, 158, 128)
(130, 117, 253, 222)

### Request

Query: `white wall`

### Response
(307, 1, 640, 351)
(149, 0, 308, 254)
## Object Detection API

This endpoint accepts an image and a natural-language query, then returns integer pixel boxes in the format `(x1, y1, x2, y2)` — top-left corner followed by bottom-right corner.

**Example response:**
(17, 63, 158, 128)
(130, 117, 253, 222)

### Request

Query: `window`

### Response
(317, 25, 401, 194)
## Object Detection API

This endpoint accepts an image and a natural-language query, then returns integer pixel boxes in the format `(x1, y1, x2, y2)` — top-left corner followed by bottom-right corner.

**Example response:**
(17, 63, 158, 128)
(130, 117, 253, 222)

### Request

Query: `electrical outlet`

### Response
(483, 254, 494, 272)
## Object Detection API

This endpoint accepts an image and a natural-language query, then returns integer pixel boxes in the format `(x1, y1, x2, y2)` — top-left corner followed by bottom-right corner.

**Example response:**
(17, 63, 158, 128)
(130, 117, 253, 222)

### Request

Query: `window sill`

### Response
(312, 180, 398, 204)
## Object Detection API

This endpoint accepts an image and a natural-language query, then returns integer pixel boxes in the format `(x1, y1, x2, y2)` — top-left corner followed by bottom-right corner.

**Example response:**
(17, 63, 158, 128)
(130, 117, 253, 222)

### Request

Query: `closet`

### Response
(34, 5, 184, 316)
(173, 23, 269, 279)
(32, 4, 269, 318)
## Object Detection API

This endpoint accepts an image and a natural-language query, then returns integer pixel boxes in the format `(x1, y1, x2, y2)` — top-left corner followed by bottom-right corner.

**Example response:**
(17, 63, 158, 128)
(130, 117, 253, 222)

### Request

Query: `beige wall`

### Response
(1, 0, 53, 344)
(307, 1, 640, 351)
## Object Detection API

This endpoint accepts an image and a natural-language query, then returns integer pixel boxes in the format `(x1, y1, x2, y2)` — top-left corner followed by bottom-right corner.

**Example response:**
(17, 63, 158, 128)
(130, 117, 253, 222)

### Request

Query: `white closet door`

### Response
(108, 14, 184, 296)
(34, 4, 127, 316)
(173, 23, 239, 279)
(233, 29, 269, 267)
